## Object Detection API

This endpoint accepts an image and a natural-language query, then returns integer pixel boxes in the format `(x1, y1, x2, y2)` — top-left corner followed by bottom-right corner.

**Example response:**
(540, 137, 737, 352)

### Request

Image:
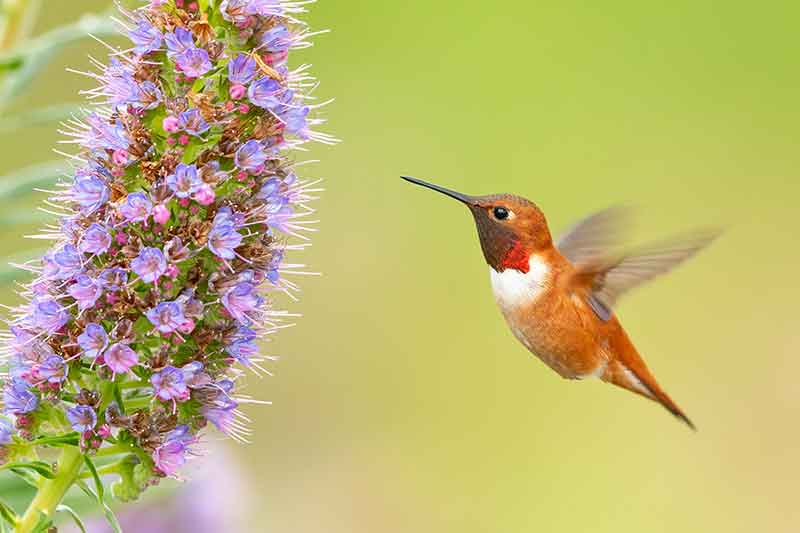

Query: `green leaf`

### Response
(29, 433, 80, 448)
(56, 504, 87, 533)
(1, 460, 55, 479)
(82, 456, 122, 533)
(0, 159, 66, 200)
(0, 498, 18, 527)
(30, 512, 52, 533)
(0, 102, 79, 132)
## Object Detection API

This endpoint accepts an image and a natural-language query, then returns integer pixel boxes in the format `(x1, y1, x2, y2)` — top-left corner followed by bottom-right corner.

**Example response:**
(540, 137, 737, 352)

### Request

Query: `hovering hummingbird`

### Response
(401, 175, 719, 429)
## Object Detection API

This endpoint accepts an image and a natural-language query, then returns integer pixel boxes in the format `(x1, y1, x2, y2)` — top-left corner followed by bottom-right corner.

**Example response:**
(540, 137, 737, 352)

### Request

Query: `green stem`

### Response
(15, 447, 83, 532)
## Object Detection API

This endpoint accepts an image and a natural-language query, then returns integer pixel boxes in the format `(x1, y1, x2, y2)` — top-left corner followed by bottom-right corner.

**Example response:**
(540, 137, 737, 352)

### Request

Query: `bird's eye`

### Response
(493, 206, 510, 220)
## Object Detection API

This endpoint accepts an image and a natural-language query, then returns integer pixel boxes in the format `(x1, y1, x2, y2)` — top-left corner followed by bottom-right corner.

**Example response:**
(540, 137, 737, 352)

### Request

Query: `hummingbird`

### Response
(401, 175, 719, 429)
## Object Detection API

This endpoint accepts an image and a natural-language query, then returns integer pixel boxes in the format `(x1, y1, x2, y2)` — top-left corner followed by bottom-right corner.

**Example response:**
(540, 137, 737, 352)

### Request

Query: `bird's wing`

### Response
(571, 231, 720, 321)
(556, 206, 632, 265)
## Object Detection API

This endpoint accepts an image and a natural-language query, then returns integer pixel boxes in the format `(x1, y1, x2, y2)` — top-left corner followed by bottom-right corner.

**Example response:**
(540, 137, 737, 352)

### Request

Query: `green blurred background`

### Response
(2, 1, 799, 531)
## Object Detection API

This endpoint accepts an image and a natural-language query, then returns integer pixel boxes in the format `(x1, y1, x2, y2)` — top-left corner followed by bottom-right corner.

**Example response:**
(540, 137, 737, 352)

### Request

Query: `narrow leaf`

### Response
(56, 504, 87, 533)
(82, 456, 122, 533)
(0, 498, 17, 527)
(1, 461, 55, 479)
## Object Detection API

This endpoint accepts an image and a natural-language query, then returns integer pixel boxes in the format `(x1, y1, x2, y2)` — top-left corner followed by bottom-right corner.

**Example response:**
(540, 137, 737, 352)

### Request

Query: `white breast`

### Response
(489, 255, 550, 312)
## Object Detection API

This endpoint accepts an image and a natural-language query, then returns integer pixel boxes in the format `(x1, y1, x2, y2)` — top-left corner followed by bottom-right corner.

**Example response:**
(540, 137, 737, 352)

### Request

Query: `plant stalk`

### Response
(15, 447, 83, 532)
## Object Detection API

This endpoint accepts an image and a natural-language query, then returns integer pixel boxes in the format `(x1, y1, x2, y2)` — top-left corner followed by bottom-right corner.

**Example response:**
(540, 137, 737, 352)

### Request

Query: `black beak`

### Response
(400, 176, 475, 205)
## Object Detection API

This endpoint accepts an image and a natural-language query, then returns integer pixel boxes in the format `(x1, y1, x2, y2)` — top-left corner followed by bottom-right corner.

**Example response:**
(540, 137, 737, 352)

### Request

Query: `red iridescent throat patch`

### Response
(500, 241, 530, 273)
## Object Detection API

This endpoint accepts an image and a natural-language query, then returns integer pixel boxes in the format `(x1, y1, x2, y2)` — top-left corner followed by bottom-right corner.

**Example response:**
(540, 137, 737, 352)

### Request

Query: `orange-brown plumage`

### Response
(402, 175, 718, 429)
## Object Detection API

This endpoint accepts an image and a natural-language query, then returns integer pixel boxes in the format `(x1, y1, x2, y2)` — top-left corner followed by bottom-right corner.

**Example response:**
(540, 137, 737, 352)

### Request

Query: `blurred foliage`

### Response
(0, 1, 799, 533)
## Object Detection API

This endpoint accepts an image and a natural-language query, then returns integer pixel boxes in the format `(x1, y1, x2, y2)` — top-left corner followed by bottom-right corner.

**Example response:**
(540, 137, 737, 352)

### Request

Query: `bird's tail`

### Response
(602, 347, 695, 431)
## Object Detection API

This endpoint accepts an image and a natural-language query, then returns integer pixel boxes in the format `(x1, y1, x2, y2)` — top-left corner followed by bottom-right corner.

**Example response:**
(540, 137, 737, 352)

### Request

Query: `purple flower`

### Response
(208, 220, 243, 260)
(247, 0, 283, 16)
(221, 282, 263, 324)
(0, 419, 13, 446)
(234, 140, 268, 171)
(227, 53, 256, 84)
(68, 275, 102, 311)
(3, 381, 38, 415)
(280, 106, 310, 138)
(145, 301, 186, 334)
(84, 113, 131, 152)
(104, 343, 138, 375)
(32, 299, 69, 333)
(165, 27, 195, 58)
(182, 362, 211, 388)
(202, 400, 238, 436)
(79, 223, 112, 255)
(152, 425, 194, 476)
(247, 77, 283, 110)
(71, 171, 109, 214)
(219, 0, 251, 24)
(102, 65, 153, 110)
(77, 323, 108, 359)
(53, 244, 83, 280)
(261, 24, 292, 52)
(129, 20, 163, 55)
(118, 192, 153, 222)
(137, 80, 163, 110)
(175, 48, 212, 78)
(98, 267, 128, 292)
(37, 356, 67, 384)
(225, 326, 258, 366)
(150, 366, 189, 402)
(166, 163, 202, 198)
(66, 405, 97, 432)
(177, 109, 210, 136)
(131, 247, 167, 284)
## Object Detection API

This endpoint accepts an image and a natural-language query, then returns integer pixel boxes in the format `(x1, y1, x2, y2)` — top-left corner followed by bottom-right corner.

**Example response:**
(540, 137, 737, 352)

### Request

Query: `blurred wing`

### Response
(577, 230, 721, 321)
(556, 206, 632, 265)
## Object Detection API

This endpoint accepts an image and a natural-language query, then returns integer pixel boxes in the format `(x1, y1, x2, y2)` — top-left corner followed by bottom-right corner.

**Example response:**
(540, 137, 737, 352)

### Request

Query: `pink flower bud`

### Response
(229, 83, 246, 100)
(224, 101, 236, 112)
(97, 424, 111, 438)
(178, 134, 190, 146)
(111, 166, 125, 178)
(188, 1, 198, 10)
(238, 103, 250, 114)
(194, 185, 216, 206)
(237, 171, 249, 181)
(178, 197, 190, 208)
(153, 204, 170, 225)
(166, 136, 177, 145)
(163, 115, 180, 133)
(115, 232, 129, 245)
(166, 264, 180, 279)
(112, 149, 129, 166)
(178, 318, 196, 334)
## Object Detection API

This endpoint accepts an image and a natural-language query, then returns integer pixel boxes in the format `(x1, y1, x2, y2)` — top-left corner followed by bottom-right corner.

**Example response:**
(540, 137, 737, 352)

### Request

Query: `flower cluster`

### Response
(0, 0, 332, 499)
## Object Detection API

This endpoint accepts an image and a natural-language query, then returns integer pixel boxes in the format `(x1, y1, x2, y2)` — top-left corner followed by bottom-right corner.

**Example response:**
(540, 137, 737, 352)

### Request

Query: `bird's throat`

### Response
(500, 240, 531, 273)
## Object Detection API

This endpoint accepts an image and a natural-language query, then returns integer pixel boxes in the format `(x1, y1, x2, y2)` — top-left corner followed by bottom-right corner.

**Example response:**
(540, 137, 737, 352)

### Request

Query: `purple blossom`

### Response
(32, 299, 69, 333)
(71, 170, 109, 214)
(280, 105, 310, 138)
(152, 425, 194, 476)
(165, 27, 195, 58)
(66, 405, 97, 432)
(131, 247, 167, 284)
(219, 0, 252, 24)
(53, 244, 83, 280)
(137, 80, 163, 110)
(37, 356, 67, 384)
(104, 343, 138, 375)
(221, 282, 263, 324)
(265, 248, 283, 283)
(175, 48, 212, 78)
(225, 326, 258, 366)
(79, 223, 112, 255)
(129, 19, 163, 55)
(207, 220, 243, 260)
(182, 362, 211, 388)
(227, 53, 256, 84)
(98, 267, 128, 292)
(3, 381, 38, 415)
(202, 400, 238, 436)
(101, 64, 151, 109)
(177, 109, 210, 136)
(67, 275, 102, 311)
(248, 0, 284, 17)
(145, 301, 186, 334)
(0, 419, 13, 446)
(150, 366, 189, 402)
(247, 77, 283, 110)
(77, 323, 108, 359)
(166, 163, 202, 198)
(261, 24, 292, 52)
(83, 113, 131, 152)
(234, 140, 268, 171)
(118, 192, 153, 222)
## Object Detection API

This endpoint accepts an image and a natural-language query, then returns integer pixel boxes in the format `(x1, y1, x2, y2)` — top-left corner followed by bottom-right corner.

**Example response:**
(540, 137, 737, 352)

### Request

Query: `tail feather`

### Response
(602, 358, 695, 430)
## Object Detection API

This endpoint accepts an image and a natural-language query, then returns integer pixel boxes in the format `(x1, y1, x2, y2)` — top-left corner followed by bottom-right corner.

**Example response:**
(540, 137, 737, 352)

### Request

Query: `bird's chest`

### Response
(489, 256, 551, 335)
